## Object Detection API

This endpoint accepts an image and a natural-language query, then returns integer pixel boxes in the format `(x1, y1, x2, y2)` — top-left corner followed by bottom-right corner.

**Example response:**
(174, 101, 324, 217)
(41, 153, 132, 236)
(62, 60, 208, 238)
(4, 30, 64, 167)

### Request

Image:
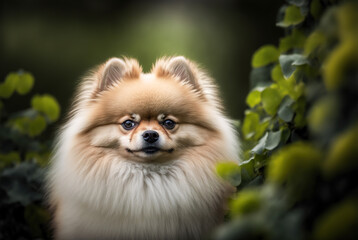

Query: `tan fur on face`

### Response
(84, 75, 213, 133)
(47, 56, 240, 240)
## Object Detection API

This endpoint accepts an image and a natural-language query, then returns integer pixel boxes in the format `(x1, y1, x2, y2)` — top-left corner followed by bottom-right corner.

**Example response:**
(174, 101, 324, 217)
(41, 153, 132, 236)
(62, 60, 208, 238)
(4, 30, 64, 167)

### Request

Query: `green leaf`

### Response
(277, 5, 305, 27)
(28, 116, 47, 137)
(230, 189, 261, 216)
(279, 29, 306, 53)
(267, 142, 322, 200)
(16, 72, 34, 95)
(323, 124, 358, 178)
(0, 162, 44, 205)
(216, 162, 241, 186)
(271, 65, 304, 101)
(261, 86, 283, 115)
(246, 88, 263, 108)
(293, 97, 306, 127)
(239, 159, 256, 183)
(242, 110, 270, 140)
(251, 132, 268, 154)
(278, 96, 295, 122)
(323, 40, 358, 90)
(288, 0, 310, 16)
(251, 130, 282, 154)
(0, 73, 19, 98)
(255, 118, 270, 141)
(288, 74, 305, 100)
(271, 64, 285, 82)
(337, 2, 358, 41)
(0, 152, 21, 169)
(304, 31, 326, 56)
(280, 126, 291, 144)
(10, 115, 47, 137)
(292, 56, 310, 66)
(279, 54, 309, 79)
(242, 111, 260, 139)
(265, 130, 282, 150)
(251, 45, 279, 68)
(31, 94, 61, 122)
(25, 151, 50, 167)
(307, 95, 339, 136)
(249, 65, 273, 89)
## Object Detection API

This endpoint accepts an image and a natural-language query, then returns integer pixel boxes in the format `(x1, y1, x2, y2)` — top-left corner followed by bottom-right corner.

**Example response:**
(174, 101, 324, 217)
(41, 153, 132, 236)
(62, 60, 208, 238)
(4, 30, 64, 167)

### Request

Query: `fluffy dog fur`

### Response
(47, 56, 239, 240)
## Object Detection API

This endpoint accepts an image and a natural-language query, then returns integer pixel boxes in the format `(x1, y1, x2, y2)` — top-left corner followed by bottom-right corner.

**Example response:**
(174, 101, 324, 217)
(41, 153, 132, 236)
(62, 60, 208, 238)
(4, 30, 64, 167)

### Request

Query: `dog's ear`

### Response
(153, 56, 200, 91)
(167, 57, 196, 87)
(98, 57, 141, 91)
(99, 58, 126, 91)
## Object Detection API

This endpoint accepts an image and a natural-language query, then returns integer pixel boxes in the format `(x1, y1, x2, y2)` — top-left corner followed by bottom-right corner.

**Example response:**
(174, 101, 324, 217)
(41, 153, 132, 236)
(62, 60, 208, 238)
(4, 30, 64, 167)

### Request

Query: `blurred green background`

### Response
(1, 0, 282, 121)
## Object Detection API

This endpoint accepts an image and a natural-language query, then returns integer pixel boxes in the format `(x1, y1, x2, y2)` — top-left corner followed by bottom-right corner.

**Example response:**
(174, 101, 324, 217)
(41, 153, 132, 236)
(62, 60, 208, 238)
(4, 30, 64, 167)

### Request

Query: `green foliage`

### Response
(277, 96, 295, 122)
(215, 0, 358, 239)
(216, 162, 242, 186)
(230, 189, 261, 217)
(0, 71, 60, 239)
(251, 45, 280, 68)
(242, 110, 270, 140)
(0, 71, 34, 98)
(0, 74, 17, 98)
(323, 39, 358, 90)
(261, 86, 283, 115)
(9, 115, 47, 137)
(279, 29, 306, 53)
(267, 142, 322, 201)
(31, 94, 61, 122)
(0, 152, 21, 169)
(246, 88, 262, 108)
(279, 54, 309, 79)
(251, 130, 283, 154)
(307, 95, 339, 136)
(277, 5, 305, 27)
(323, 124, 358, 178)
(304, 30, 326, 56)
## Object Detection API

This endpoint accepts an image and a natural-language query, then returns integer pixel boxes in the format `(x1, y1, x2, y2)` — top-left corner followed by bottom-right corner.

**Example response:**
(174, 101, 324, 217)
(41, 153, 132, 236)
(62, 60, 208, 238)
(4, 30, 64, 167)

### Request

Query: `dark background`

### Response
(1, 0, 282, 122)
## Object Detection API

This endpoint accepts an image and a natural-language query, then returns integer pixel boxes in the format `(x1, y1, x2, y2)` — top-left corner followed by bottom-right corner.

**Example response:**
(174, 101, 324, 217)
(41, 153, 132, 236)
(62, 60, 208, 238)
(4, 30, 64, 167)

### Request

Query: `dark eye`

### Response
(162, 119, 176, 130)
(121, 120, 137, 130)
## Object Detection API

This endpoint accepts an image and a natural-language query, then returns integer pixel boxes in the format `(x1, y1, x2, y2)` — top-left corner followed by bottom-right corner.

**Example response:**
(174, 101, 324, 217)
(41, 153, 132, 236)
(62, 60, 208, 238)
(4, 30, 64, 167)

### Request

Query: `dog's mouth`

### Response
(126, 147, 174, 155)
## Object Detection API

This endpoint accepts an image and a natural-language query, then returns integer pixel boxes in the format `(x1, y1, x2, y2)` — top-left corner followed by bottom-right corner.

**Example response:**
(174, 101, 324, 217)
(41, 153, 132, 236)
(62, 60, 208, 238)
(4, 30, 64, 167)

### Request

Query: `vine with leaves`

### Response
(216, 0, 358, 239)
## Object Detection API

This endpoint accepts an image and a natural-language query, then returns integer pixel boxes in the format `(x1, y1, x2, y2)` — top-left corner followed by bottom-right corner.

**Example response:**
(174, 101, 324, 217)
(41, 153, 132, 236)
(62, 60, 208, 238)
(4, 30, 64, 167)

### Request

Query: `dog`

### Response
(47, 56, 239, 239)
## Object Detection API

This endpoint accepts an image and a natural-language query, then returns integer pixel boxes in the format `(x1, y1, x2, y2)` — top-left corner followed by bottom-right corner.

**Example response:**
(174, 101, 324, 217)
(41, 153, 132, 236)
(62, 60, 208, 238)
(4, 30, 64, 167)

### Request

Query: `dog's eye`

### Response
(162, 119, 176, 130)
(121, 120, 137, 130)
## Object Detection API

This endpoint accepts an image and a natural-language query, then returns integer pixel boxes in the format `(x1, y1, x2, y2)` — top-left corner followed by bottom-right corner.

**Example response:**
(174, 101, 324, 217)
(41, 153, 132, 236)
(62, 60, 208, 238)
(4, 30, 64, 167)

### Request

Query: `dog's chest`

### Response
(60, 161, 227, 239)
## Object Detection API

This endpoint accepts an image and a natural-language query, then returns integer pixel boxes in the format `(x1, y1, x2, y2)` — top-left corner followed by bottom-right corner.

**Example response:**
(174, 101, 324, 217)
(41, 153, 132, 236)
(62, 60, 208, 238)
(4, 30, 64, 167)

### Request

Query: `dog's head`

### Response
(78, 57, 223, 162)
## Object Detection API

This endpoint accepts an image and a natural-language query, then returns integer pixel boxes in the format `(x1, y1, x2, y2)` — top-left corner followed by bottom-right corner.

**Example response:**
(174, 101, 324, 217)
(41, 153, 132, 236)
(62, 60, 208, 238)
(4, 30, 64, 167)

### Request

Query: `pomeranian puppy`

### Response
(47, 56, 239, 240)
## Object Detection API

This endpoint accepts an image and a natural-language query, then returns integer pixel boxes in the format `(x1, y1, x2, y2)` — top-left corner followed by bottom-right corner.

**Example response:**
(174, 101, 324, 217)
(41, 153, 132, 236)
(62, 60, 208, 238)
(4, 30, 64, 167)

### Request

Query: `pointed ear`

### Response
(98, 57, 141, 91)
(99, 58, 126, 91)
(167, 57, 195, 84)
(153, 56, 200, 91)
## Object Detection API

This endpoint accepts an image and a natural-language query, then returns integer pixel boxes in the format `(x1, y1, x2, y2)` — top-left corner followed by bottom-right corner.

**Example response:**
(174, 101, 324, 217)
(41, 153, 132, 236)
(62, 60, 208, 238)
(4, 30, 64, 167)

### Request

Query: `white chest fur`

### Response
(52, 155, 231, 240)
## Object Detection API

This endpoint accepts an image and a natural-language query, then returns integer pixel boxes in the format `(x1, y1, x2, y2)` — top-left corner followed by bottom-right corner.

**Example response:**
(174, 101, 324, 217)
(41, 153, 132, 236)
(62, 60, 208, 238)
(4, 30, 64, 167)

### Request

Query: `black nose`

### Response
(142, 130, 159, 143)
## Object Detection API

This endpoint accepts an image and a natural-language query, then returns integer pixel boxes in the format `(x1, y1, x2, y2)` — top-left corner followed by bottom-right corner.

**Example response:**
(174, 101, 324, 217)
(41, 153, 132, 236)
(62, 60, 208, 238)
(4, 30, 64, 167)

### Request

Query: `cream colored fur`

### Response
(47, 56, 239, 240)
